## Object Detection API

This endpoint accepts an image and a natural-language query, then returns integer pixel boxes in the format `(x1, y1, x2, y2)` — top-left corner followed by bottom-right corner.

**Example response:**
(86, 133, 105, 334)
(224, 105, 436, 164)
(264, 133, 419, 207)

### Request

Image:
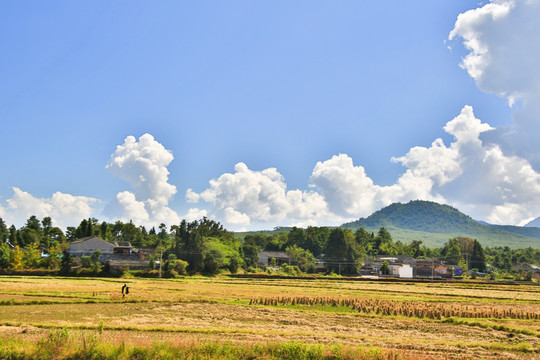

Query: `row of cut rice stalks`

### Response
(249, 296, 540, 320)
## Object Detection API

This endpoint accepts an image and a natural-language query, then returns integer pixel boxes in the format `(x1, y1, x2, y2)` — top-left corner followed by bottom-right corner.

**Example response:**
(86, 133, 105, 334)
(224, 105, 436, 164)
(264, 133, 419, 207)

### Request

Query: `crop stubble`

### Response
(0, 276, 538, 359)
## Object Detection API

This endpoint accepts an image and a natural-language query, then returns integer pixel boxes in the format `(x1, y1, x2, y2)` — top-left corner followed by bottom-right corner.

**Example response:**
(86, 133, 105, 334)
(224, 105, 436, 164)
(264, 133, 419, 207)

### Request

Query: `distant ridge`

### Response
(341, 200, 540, 249)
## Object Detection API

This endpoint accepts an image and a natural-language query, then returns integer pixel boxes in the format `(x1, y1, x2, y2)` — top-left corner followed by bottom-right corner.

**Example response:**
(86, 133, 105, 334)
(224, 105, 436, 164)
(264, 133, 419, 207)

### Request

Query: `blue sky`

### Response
(1, 1, 539, 231)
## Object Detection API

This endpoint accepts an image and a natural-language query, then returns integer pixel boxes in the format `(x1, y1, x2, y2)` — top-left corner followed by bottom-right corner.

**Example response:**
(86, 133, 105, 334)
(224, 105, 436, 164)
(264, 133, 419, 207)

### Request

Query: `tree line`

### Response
(0, 215, 539, 279)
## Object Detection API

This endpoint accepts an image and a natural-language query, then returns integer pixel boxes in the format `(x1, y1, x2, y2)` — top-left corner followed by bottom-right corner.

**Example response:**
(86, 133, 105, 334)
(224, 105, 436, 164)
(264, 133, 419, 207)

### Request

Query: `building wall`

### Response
(70, 237, 115, 257)
(398, 264, 413, 278)
(257, 251, 290, 266)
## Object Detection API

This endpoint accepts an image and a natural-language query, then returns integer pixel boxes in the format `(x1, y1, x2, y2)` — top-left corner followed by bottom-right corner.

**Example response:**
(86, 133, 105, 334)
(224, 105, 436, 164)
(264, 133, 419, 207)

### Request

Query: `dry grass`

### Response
(0, 275, 538, 359)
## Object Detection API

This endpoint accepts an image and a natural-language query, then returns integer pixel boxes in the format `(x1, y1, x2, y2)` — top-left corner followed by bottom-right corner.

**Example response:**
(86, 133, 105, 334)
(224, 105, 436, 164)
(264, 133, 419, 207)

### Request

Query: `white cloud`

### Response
(192, 104, 540, 227)
(401, 106, 540, 225)
(450, 0, 540, 167)
(6, 1, 540, 232)
(105, 133, 180, 226)
(190, 162, 333, 229)
(1, 187, 98, 229)
(185, 188, 200, 203)
(449, 1, 515, 84)
(184, 208, 208, 222)
(114, 191, 149, 224)
(224, 207, 251, 225)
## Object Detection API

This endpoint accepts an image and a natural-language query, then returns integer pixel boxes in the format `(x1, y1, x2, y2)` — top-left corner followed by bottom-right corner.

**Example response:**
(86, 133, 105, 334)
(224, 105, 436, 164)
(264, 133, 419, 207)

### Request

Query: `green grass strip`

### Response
(442, 317, 540, 338)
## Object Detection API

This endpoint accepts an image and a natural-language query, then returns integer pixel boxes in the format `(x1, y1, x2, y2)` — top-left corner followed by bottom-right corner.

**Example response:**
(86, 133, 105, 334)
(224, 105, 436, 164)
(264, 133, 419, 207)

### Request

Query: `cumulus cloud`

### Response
(1, 187, 98, 229)
(187, 162, 333, 229)
(6, 1, 540, 232)
(180, 1, 540, 228)
(105, 133, 180, 226)
(450, 0, 540, 167)
(405, 106, 540, 224)
(194, 104, 540, 227)
(184, 208, 208, 222)
(308, 109, 491, 219)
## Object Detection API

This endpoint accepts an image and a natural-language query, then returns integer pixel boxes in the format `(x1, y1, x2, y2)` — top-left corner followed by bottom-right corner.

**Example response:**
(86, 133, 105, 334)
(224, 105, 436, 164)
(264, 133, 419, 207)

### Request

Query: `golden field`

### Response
(0, 275, 538, 359)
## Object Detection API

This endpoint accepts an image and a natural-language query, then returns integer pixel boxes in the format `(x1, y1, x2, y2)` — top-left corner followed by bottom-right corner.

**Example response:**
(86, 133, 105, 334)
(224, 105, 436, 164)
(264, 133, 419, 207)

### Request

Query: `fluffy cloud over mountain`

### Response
(193, 104, 540, 228)
(400, 106, 540, 226)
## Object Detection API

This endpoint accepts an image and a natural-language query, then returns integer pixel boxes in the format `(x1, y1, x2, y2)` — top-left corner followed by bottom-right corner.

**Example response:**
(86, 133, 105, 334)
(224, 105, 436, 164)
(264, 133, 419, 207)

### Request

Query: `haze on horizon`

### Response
(1, 0, 540, 232)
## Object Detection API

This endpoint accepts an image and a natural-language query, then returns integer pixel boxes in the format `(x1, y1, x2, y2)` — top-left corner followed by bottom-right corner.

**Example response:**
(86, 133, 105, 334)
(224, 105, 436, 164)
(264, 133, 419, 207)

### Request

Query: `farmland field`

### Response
(0, 275, 538, 359)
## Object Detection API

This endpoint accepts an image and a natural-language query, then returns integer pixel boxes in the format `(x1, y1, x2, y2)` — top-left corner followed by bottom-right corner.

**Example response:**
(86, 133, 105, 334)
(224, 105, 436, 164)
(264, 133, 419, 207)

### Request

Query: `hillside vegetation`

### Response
(342, 200, 540, 249)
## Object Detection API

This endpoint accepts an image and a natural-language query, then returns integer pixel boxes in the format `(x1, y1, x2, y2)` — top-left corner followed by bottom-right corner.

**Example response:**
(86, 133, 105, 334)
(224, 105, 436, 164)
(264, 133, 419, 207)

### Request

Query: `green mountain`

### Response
(341, 200, 540, 249)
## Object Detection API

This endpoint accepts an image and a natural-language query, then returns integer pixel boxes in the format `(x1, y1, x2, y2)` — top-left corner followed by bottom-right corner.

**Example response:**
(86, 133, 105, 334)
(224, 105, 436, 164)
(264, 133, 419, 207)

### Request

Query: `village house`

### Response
(361, 256, 414, 278)
(434, 264, 449, 278)
(257, 251, 291, 268)
(414, 258, 442, 278)
(69, 236, 150, 273)
(69, 236, 118, 258)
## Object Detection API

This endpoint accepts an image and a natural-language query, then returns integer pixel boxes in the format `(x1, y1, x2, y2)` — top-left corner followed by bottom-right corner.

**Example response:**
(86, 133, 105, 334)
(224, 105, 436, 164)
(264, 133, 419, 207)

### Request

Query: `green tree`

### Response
(59, 250, 73, 275)
(74, 219, 91, 238)
(10, 246, 23, 269)
(354, 228, 372, 251)
(244, 234, 270, 249)
(169, 259, 188, 276)
(228, 255, 242, 274)
(80, 256, 92, 268)
(183, 227, 205, 273)
(286, 245, 316, 273)
(286, 227, 306, 248)
(0, 242, 11, 268)
(242, 244, 259, 268)
(171, 220, 189, 258)
(8, 225, 17, 246)
(25, 215, 41, 232)
(470, 239, 486, 272)
(41, 244, 63, 270)
(120, 221, 142, 247)
(441, 237, 475, 265)
(266, 232, 288, 251)
(165, 253, 177, 270)
(0, 218, 9, 243)
(100, 222, 112, 241)
(380, 260, 390, 275)
(373, 227, 395, 255)
(407, 240, 425, 258)
(444, 244, 462, 265)
(91, 250, 102, 264)
(41, 217, 52, 234)
(204, 249, 224, 275)
(304, 226, 329, 257)
(324, 228, 358, 275)
(21, 242, 40, 268)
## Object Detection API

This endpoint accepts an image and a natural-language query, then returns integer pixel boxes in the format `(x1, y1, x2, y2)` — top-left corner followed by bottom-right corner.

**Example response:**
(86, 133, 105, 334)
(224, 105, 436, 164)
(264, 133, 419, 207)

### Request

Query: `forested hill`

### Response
(341, 200, 540, 249)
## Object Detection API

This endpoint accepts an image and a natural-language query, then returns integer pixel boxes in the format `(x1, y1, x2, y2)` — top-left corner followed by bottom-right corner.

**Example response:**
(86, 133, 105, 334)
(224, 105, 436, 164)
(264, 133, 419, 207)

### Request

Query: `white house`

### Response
(388, 263, 413, 278)
(398, 263, 413, 278)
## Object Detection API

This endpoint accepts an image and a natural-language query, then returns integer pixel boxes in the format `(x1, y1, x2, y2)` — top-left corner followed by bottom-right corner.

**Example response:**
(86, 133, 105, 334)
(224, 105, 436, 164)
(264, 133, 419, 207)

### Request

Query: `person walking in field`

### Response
(122, 283, 127, 298)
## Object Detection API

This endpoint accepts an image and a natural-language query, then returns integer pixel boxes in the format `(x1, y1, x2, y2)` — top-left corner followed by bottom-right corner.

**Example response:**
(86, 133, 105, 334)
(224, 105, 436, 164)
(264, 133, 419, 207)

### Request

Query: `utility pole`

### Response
(159, 249, 162, 278)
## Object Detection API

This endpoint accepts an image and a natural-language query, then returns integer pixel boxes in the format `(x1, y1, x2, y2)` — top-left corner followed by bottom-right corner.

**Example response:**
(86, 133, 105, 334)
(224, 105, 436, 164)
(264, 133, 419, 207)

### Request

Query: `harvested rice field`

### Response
(0, 275, 538, 359)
